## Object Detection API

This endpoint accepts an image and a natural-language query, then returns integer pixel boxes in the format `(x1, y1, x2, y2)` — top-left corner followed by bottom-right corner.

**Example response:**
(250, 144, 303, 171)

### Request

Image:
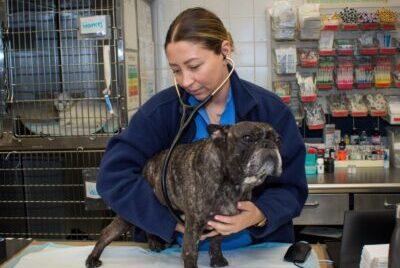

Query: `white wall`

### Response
(151, 0, 286, 91)
(151, 0, 400, 92)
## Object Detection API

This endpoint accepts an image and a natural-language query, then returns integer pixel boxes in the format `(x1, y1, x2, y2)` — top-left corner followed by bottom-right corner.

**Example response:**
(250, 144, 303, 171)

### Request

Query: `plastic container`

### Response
(317, 82, 333, 90)
(298, 48, 319, 68)
(359, 22, 379, 30)
(305, 153, 317, 175)
(317, 158, 324, 174)
(386, 127, 400, 168)
(319, 49, 336, 56)
(273, 81, 291, 103)
(336, 82, 353, 90)
(321, 15, 339, 31)
(356, 82, 372, 89)
(335, 39, 355, 56)
(274, 47, 297, 74)
(381, 23, 396, 30)
(342, 23, 358, 31)
(385, 96, 400, 124)
(360, 47, 378, 56)
(379, 38, 398, 55)
(273, 28, 296, 41)
(299, 27, 320, 40)
(395, 68, 400, 88)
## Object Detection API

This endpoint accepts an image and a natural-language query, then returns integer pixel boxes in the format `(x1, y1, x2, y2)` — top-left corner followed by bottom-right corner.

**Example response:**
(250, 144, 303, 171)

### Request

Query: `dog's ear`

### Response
(207, 124, 229, 144)
(207, 124, 222, 137)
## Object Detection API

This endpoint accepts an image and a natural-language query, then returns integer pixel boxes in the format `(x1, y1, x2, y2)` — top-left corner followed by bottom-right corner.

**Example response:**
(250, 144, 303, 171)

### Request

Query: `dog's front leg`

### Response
(209, 235, 228, 267)
(182, 217, 203, 268)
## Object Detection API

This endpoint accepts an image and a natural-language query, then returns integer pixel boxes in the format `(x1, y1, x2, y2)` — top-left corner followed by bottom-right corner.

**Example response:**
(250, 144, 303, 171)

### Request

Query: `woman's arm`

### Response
(249, 110, 307, 238)
(97, 109, 178, 242)
(205, 108, 307, 239)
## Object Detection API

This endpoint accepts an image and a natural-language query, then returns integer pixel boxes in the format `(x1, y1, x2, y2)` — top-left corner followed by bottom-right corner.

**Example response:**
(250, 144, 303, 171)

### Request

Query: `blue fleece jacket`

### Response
(97, 70, 308, 244)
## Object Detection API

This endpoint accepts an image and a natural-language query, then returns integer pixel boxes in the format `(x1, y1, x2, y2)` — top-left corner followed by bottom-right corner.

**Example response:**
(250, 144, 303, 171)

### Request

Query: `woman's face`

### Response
(166, 41, 229, 101)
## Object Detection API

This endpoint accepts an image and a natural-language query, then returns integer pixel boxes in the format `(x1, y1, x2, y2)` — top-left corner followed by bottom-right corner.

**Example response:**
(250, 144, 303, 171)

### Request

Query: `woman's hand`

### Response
(177, 201, 266, 240)
(206, 201, 266, 236)
(175, 223, 185, 234)
(176, 221, 220, 240)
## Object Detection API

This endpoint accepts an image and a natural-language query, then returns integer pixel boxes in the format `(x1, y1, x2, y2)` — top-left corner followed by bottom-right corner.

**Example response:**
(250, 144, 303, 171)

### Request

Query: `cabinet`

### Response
(294, 168, 400, 225)
(354, 193, 400, 210)
(294, 194, 349, 225)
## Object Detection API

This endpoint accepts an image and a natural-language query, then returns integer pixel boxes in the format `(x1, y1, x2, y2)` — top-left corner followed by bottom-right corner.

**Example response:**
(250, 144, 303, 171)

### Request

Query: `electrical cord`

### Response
(293, 261, 303, 268)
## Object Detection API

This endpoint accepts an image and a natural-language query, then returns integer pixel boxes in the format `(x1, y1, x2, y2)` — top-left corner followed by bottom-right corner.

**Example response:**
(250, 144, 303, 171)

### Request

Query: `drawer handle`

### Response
(304, 201, 319, 207)
(384, 201, 397, 209)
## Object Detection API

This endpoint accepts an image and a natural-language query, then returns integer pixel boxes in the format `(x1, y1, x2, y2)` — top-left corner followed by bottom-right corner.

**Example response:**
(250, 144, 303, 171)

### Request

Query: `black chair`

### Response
(338, 209, 395, 268)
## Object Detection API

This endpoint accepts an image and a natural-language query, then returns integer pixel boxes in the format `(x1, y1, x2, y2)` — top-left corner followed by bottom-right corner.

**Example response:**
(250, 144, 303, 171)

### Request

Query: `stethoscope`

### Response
(160, 56, 236, 225)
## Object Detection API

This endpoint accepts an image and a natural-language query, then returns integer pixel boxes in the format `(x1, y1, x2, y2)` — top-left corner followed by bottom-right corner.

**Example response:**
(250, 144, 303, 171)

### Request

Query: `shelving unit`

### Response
(267, 6, 400, 130)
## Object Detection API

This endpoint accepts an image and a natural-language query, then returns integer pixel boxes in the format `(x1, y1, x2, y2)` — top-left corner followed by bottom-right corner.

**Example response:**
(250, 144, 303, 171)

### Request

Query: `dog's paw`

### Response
(148, 237, 167, 252)
(85, 256, 102, 268)
(210, 256, 229, 267)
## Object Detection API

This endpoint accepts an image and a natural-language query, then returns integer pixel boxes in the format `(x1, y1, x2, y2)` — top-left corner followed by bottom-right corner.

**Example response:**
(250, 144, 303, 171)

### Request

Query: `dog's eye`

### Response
(242, 135, 254, 143)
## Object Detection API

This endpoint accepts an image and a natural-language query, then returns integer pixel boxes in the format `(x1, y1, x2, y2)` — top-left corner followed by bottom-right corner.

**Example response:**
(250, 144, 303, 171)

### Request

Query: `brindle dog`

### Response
(86, 121, 282, 268)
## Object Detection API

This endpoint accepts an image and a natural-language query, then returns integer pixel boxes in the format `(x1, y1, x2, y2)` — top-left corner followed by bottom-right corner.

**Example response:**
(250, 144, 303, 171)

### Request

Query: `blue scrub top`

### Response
(176, 86, 252, 251)
(188, 86, 236, 141)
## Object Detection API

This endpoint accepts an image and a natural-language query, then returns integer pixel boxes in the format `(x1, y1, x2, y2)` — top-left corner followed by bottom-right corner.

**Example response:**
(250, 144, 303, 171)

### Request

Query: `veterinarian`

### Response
(97, 7, 307, 249)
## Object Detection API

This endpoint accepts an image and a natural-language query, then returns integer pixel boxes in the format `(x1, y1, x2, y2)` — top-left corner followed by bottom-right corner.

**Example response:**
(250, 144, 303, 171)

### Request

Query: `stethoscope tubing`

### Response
(160, 57, 235, 225)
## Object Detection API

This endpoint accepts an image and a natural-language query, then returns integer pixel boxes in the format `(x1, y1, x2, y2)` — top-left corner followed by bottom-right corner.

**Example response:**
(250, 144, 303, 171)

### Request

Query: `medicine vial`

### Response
(350, 128, 359, 145)
(371, 127, 381, 145)
(317, 158, 324, 174)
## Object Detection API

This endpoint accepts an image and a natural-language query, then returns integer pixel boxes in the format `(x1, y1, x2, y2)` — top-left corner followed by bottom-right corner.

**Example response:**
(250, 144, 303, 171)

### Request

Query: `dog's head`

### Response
(207, 122, 282, 191)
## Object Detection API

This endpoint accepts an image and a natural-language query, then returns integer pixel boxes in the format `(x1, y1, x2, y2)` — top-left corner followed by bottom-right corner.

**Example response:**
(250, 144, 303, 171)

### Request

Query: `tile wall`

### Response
(151, 0, 295, 92)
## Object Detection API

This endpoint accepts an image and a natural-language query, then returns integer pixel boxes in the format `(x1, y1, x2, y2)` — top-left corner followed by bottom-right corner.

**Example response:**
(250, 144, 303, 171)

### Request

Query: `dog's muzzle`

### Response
(243, 148, 282, 187)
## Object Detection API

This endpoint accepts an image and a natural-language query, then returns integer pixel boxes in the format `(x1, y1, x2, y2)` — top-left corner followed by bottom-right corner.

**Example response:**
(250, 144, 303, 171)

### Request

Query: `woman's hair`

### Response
(164, 7, 234, 54)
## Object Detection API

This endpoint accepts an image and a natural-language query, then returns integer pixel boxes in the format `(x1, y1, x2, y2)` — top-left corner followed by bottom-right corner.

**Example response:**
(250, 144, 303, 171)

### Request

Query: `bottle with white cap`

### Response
(317, 157, 324, 174)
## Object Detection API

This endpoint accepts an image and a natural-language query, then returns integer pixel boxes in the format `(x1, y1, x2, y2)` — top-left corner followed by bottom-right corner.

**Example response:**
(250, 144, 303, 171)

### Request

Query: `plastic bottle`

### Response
(317, 157, 324, 174)
(350, 128, 359, 145)
(339, 137, 346, 150)
(324, 150, 330, 173)
(384, 149, 390, 169)
(389, 204, 400, 268)
(371, 127, 381, 145)
(325, 149, 335, 173)
(344, 134, 350, 145)
(359, 130, 368, 145)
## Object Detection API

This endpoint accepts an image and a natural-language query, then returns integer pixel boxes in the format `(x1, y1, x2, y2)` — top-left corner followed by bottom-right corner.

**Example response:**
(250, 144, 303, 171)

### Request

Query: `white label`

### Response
(85, 181, 101, 199)
(79, 16, 107, 35)
(394, 143, 400, 150)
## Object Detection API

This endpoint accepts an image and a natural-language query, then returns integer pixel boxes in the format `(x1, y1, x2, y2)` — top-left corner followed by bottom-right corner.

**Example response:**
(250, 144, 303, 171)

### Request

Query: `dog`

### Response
(86, 121, 282, 268)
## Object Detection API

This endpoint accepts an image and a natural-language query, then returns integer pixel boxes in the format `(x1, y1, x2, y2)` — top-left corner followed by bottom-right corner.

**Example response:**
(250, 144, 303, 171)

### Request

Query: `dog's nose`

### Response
(261, 139, 279, 150)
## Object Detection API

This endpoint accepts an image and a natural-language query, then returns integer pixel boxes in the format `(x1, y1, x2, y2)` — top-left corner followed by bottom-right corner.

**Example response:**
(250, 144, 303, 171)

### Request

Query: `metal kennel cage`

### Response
(3, 0, 122, 138)
(0, 150, 131, 240)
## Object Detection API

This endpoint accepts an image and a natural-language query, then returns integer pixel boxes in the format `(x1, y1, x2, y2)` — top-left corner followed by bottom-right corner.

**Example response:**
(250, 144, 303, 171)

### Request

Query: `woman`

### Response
(97, 7, 307, 249)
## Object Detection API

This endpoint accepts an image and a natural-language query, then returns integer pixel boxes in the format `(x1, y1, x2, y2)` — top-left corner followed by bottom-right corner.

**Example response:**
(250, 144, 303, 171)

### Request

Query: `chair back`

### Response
(339, 209, 395, 268)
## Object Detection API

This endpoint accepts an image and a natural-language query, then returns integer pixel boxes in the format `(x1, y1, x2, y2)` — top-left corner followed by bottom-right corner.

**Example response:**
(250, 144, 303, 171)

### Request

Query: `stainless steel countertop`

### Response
(306, 167, 400, 193)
